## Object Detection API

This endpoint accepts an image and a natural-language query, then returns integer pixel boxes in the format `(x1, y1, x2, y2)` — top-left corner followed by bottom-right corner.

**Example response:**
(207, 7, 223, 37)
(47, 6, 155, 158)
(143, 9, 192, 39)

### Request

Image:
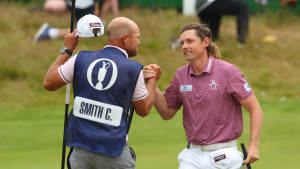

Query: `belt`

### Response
(187, 140, 237, 151)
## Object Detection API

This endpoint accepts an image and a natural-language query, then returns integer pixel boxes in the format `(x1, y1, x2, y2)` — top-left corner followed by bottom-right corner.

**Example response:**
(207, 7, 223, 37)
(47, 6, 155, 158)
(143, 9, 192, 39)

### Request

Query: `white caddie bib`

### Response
(73, 96, 123, 127)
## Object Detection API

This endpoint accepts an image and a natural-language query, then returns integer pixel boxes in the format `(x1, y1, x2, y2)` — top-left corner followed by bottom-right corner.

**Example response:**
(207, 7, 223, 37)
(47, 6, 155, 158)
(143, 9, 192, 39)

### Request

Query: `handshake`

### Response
(143, 64, 162, 82)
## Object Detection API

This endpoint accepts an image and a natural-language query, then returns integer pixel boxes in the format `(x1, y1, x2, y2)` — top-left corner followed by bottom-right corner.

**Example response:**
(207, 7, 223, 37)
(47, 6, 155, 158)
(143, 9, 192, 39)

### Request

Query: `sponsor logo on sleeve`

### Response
(243, 82, 251, 92)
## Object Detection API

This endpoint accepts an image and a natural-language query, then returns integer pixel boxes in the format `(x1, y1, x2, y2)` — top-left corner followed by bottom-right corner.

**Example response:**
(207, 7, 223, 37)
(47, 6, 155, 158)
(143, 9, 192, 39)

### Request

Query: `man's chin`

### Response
(128, 51, 138, 57)
(185, 56, 191, 61)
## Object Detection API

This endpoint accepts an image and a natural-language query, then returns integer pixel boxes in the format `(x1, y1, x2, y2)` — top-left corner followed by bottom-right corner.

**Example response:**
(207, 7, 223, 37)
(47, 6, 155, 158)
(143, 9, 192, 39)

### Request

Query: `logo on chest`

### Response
(87, 59, 118, 90)
(180, 85, 192, 92)
(209, 80, 218, 90)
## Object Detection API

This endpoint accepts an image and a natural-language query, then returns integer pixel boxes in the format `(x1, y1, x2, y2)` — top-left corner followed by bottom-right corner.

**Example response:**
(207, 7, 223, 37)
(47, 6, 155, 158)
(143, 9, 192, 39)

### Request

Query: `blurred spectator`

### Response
(33, 0, 95, 44)
(99, 0, 119, 25)
(195, 0, 249, 45)
(280, 0, 297, 6)
(254, 0, 268, 6)
(43, 0, 67, 13)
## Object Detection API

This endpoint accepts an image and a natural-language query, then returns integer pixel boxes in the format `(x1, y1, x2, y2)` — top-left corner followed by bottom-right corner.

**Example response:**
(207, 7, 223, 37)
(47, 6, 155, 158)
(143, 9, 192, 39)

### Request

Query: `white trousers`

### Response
(178, 145, 246, 169)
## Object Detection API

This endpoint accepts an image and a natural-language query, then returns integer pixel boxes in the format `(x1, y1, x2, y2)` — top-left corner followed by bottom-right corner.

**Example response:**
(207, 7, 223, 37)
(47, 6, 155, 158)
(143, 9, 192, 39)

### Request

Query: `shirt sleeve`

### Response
(227, 65, 254, 101)
(132, 70, 148, 101)
(164, 74, 182, 110)
(58, 54, 78, 83)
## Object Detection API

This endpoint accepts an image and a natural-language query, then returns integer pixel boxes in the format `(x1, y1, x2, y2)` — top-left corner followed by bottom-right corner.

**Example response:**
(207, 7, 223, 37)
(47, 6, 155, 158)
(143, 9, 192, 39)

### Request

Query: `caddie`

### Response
(43, 15, 158, 169)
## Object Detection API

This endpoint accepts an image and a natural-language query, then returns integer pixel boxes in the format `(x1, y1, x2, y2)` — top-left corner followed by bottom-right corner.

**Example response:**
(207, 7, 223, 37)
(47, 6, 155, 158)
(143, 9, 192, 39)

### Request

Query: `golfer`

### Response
(43, 17, 157, 169)
(144, 23, 263, 169)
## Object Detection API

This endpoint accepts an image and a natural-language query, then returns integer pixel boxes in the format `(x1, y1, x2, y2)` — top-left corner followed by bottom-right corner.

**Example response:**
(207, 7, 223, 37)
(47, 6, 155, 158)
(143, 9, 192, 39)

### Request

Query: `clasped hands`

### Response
(143, 64, 161, 82)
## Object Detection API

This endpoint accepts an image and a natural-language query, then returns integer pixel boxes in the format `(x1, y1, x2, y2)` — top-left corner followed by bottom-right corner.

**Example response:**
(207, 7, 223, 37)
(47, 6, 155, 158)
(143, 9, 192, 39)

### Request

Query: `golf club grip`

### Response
(241, 143, 251, 169)
(70, 0, 76, 33)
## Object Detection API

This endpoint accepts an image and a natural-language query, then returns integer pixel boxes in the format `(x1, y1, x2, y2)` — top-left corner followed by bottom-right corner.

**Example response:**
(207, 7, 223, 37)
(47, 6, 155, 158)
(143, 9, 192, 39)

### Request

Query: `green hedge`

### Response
(243, 0, 300, 15)
(119, 0, 300, 15)
(5, 0, 300, 15)
(119, 0, 182, 9)
(5, 0, 40, 2)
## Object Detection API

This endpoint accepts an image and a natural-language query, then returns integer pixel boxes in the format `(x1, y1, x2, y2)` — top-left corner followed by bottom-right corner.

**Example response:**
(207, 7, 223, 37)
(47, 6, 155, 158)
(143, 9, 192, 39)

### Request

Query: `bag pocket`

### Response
(129, 146, 136, 162)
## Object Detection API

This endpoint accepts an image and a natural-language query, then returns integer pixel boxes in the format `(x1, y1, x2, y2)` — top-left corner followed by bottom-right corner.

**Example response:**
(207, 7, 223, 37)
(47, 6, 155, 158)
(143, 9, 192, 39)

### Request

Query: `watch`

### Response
(60, 47, 73, 56)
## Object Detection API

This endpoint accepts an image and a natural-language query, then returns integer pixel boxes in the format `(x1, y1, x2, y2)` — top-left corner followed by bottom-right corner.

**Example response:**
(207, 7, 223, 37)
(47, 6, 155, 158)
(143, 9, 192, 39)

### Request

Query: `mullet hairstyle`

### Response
(180, 23, 221, 59)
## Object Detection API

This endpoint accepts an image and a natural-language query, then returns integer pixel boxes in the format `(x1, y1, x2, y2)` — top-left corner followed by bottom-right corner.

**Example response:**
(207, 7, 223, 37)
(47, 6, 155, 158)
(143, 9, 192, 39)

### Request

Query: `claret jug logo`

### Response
(87, 59, 118, 90)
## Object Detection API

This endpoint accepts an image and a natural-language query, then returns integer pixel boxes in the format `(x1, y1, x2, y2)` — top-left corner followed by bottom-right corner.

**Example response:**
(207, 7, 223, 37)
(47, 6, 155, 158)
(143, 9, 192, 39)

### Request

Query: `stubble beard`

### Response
(127, 49, 138, 58)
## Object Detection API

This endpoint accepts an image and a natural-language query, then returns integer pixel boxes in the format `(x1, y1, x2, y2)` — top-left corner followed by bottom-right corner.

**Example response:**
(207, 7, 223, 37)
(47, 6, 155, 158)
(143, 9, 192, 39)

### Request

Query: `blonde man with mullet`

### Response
(43, 17, 158, 169)
(144, 23, 263, 169)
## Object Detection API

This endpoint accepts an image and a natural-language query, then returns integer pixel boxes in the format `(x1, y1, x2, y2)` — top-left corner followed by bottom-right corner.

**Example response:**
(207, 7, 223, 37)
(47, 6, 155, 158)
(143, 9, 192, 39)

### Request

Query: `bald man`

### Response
(43, 17, 159, 169)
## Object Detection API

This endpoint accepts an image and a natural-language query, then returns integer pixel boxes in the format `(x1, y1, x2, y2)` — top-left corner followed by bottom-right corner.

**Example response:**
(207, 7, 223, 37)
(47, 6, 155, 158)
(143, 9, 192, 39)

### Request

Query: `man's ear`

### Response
(122, 34, 129, 44)
(203, 37, 210, 47)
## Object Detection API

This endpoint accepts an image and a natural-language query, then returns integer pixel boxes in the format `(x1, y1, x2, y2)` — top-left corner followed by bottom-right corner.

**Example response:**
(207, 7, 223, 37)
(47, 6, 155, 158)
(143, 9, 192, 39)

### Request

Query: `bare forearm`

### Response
(47, 53, 69, 75)
(142, 64, 176, 119)
(154, 86, 177, 120)
(43, 53, 69, 90)
(44, 29, 78, 91)
(249, 108, 263, 147)
(145, 78, 156, 112)
(240, 95, 263, 146)
(133, 78, 156, 117)
(240, 95, 263, 164)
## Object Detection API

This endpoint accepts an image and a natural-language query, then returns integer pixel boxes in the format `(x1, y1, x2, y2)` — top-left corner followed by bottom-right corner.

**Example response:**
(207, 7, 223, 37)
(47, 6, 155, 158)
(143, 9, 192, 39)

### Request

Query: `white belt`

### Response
(189, 140, 237, 151)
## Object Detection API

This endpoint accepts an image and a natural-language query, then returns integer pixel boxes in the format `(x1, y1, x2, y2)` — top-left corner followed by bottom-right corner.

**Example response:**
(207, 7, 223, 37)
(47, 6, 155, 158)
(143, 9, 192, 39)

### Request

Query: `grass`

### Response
(0, 1, 300, 169)
(0, 99, 300, 169)
(1, 2, 300, 107)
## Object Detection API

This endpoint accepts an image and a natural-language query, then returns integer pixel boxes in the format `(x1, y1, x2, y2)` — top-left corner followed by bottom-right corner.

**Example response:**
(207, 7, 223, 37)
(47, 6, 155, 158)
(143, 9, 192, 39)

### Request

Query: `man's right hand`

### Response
(143, 64, 161, 82)
(149, 64, 161, 81)
(64, 29, 78, 52)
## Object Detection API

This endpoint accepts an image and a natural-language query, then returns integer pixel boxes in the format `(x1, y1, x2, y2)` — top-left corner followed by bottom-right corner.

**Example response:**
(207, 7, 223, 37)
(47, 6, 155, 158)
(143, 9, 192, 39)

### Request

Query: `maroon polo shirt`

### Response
(164, 56, 254, 145)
